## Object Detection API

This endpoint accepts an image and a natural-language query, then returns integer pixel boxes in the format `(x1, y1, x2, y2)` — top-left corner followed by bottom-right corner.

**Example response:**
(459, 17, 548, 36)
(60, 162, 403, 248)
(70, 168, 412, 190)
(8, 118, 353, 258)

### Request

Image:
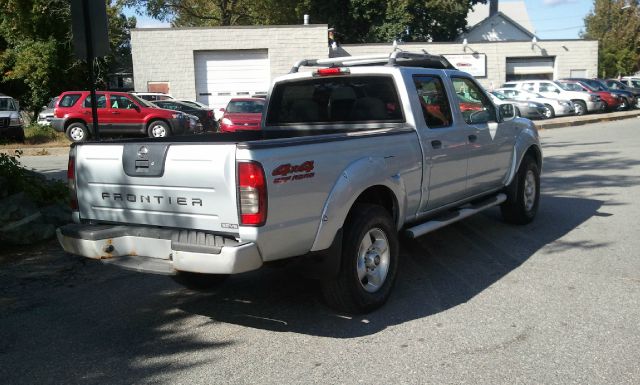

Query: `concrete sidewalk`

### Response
(535, 109, 640, 130)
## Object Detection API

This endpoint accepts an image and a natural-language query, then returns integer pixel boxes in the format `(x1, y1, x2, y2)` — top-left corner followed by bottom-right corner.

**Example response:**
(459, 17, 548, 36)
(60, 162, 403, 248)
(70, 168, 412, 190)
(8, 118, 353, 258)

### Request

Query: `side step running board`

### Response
(405, 193, 507, 239)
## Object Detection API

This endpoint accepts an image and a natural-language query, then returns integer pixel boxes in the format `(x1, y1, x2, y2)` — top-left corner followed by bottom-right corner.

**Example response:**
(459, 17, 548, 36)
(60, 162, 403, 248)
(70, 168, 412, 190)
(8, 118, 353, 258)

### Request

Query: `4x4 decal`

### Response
(272, 161, 315, 184)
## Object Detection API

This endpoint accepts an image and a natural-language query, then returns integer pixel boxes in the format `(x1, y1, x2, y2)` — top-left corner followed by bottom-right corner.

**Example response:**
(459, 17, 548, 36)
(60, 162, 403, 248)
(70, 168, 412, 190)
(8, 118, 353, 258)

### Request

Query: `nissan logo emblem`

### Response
(137, 146, 149, 159)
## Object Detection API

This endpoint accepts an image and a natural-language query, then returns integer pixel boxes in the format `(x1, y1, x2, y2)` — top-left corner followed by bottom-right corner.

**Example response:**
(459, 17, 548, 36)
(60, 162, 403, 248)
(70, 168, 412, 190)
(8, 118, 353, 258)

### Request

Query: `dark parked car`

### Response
(152, 100, 217, 132)
(605, 79, 640, 107)
(219, 98, 265, 132)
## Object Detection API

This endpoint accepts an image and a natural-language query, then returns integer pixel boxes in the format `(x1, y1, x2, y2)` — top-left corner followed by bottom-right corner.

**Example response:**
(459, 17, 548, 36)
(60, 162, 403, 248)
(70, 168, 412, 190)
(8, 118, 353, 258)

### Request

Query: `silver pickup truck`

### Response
(57, 52, 542, 313)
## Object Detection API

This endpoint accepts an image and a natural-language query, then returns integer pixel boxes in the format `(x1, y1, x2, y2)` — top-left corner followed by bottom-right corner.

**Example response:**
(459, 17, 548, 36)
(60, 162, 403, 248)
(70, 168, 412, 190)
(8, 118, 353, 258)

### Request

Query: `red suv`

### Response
(51, 91, 190, 142)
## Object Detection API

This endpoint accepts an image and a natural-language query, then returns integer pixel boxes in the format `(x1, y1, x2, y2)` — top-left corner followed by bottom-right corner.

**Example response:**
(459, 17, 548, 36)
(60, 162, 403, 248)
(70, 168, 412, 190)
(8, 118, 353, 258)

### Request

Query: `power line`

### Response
(536, 25, 584, 32)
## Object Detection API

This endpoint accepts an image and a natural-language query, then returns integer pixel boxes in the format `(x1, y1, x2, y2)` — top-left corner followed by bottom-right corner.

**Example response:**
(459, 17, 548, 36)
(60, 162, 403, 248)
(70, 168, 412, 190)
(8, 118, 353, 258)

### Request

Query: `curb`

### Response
(536, 110, 640, 130)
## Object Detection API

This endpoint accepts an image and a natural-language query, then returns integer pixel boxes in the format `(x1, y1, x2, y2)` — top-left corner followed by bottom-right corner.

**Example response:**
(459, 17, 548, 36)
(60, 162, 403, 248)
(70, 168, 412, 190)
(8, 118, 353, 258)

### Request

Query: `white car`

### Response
(495, 88, 574, 118)
(620, 77, 640, 89)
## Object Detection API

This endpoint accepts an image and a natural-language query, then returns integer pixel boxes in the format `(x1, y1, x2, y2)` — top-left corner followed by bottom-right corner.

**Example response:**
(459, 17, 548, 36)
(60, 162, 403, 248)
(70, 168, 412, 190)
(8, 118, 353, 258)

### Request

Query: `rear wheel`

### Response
(543, 104, 555, 119)
(66, 122, 90, 142)
(172, 271, 229, 291)
(619, 97, 629, 110)
(501, 155, 540, 225)
(321, 204, 399, 314)
(573, 100, 587, 115)
(147, 120, 171, 138)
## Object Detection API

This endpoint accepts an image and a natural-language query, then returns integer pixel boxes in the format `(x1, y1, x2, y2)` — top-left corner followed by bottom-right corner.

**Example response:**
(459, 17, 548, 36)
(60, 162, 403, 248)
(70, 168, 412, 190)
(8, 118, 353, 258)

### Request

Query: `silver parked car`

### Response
(490, 91, 548, 119)
(495, 88, 574, 118)
(37, 96, 59, 125)
(0, 95, 24, 142)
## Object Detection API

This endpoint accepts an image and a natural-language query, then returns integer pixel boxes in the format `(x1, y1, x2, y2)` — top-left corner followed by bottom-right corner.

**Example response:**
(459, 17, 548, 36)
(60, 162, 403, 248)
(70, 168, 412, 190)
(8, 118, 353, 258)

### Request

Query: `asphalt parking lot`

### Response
(1, 118, 639, 384)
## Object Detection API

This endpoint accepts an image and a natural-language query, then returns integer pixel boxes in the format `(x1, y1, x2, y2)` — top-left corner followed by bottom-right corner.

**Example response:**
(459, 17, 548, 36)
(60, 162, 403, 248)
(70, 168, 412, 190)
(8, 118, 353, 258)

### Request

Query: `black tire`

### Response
(619, 97, 629, 110)
(147, 120, 171, 138)
(66, 122, 90, 142)
(320, 204, 399, 314)
(600, 101, 608, 112)
(573, 100, 587, 116)
(172, 271, 229, 291)
(501, 155, 540, 225)
(543, 104, 555, 119)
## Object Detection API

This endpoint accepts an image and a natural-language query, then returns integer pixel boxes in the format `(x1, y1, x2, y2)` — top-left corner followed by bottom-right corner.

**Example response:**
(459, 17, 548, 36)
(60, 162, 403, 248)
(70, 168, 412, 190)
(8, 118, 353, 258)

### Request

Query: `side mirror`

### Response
(133, 104, 141, 112)
(499, 103, 516, 121)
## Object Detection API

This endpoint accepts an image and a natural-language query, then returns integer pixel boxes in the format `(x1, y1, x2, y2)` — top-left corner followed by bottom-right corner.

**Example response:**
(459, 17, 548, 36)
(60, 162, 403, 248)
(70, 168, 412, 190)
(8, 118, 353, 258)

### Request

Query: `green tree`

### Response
(582, 0, 640, 77)
(121, 0, 484, 43)
(0, 0, 135, 120)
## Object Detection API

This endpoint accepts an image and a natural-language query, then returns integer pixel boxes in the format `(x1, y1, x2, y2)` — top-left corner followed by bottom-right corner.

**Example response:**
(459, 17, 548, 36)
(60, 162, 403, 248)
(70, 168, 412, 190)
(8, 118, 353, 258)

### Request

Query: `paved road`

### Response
(2, 119, 639, 384)
(18, 154, 68, 181)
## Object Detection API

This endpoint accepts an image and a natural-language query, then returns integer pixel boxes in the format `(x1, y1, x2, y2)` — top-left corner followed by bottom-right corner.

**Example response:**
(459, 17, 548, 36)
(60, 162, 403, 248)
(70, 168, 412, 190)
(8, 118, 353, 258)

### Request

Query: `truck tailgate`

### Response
(75, 143, 239, 233)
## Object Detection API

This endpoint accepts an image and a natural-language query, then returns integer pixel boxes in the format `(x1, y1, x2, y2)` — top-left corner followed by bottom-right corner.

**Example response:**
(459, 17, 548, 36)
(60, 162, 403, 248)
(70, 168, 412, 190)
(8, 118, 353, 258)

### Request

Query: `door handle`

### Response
(468, 134, 478, 143)
(431, 140, 442, 149)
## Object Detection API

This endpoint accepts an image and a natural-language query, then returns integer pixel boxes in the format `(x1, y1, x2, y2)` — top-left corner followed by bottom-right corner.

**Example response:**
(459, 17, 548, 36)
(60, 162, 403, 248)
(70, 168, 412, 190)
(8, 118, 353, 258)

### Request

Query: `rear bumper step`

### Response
(405, 193, 507, 239)
(57, 224, 263, 275)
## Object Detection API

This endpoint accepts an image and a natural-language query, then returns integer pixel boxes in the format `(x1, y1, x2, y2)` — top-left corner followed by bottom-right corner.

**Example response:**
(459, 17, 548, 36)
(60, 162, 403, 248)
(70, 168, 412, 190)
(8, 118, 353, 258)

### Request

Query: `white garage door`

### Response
(194, 50, 270, 110)
(506, 57, 555, 81)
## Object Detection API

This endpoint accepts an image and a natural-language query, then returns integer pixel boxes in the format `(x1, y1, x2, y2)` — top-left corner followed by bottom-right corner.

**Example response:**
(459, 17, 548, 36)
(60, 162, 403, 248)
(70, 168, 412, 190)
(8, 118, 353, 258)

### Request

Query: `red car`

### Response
(219, 98, 265, 132)
(556, 80, 621, 111)
(51, 91, 191, 142)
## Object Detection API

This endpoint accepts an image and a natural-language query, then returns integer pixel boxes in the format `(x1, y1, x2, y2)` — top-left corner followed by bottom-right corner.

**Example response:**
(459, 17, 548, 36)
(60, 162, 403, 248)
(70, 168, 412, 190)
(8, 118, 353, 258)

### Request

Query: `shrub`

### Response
(0, 150, 68, 206)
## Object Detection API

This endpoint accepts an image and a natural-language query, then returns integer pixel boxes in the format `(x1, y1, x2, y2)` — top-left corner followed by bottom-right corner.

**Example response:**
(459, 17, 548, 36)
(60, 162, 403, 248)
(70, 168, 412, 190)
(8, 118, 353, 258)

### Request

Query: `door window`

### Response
(83, 94, 107, 108)
(451, 77, 496, 124)
(109, 95, 137, 109)
(539, 82, 558, 93)
(523, 83, 536, 92)
(413, 75, 452, 128)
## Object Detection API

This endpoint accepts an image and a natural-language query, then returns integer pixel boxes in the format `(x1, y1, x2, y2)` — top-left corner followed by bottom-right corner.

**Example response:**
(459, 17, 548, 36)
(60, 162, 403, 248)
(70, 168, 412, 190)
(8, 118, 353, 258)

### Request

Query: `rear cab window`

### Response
(59, 94, 81, 108)
(265, 75, 404, 126)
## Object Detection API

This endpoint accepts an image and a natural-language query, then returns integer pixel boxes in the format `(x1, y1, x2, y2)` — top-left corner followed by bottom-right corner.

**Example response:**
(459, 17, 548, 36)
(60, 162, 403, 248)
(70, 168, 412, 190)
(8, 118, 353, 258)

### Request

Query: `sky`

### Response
(124, 0, 595, 40)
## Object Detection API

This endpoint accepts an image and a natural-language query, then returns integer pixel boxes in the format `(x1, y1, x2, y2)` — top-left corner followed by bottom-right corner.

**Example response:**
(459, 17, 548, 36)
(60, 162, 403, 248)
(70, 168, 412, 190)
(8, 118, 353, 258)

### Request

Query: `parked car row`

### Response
(500, 77, 639, 117)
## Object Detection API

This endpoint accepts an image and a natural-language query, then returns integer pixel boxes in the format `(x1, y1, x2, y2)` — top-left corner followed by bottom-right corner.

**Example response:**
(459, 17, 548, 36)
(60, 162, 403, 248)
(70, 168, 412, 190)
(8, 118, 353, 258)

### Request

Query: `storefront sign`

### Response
(443, 54, 487, 77)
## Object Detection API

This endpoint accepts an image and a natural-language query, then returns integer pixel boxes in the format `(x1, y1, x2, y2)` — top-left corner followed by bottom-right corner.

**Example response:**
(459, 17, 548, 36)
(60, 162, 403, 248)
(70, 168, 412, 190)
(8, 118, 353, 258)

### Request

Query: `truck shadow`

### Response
(176, 194, 606, 338)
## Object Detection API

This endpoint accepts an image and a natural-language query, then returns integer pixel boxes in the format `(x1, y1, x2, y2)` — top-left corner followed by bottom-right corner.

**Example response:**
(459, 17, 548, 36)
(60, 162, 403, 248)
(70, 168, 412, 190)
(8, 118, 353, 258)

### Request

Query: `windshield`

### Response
(129, 93, 155, 108)
(226, 100, 265, 113)
(491, 91, 507, 100)
(0, 98, 18, 111)
(584, 79, 606, 91)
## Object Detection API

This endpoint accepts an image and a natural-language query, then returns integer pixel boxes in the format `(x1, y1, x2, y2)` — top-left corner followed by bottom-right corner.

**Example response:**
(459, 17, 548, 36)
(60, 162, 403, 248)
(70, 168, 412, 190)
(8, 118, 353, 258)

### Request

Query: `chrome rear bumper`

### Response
(57, 224, 263, 275)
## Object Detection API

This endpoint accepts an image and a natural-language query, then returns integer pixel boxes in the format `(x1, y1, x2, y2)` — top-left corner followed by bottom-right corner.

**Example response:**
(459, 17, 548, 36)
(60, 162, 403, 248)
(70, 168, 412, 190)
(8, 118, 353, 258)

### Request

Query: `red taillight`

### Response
(207, 110, 213, 118)
(315, 67, 350, 76)
(237, 161, 267, 226)
(67, 155, 78, 211)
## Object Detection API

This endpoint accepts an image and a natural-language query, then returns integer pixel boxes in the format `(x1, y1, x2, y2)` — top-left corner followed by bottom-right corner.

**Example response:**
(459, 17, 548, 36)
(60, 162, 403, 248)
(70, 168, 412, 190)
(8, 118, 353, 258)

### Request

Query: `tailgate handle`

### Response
(135, 160, 150, 170)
